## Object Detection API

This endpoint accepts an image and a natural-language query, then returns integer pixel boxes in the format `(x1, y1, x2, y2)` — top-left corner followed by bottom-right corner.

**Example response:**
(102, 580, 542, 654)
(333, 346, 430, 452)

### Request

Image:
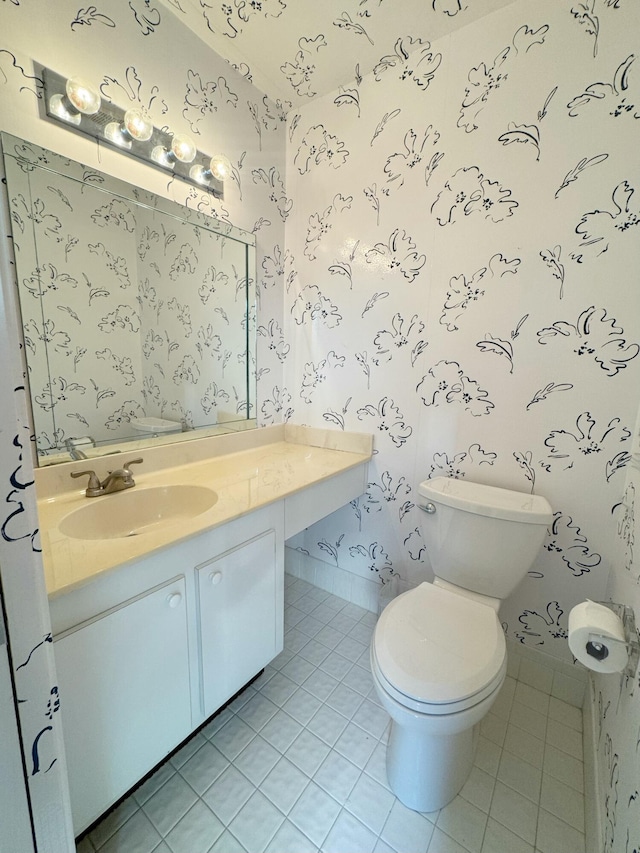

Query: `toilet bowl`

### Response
(370, 477, 552, 811)
(371, 582, 506, 811)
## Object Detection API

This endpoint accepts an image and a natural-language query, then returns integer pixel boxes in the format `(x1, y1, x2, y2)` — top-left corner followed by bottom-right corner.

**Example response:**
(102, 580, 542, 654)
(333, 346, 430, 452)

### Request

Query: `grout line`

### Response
(84, 576, 585, 853)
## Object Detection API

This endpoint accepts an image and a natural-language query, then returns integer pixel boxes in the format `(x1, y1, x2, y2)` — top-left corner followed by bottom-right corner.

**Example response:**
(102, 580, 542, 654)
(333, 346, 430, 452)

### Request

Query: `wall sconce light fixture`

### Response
(42, 67, 226, 198)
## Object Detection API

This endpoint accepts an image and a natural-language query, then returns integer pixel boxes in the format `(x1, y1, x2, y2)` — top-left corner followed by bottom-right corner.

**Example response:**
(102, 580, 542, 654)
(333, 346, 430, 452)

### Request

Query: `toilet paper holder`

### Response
(589, 602, 640, 678)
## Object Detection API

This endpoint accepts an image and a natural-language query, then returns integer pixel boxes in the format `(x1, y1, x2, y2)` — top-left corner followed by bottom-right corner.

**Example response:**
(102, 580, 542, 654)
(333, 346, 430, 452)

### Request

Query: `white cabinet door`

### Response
(54, 577, 191, 835)
(197, 530, 278, 716)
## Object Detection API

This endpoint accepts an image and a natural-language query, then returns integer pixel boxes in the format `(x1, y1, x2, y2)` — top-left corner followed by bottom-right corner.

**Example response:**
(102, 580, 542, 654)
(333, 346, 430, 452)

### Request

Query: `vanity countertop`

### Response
(37, 425, 372, 598)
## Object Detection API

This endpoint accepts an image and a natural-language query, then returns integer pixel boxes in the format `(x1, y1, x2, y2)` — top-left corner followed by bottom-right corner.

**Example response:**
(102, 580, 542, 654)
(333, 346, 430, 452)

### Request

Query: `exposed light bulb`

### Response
(188, 164, 209, 185)
(42, 65, 226, 197)
(124, 108, 153, 142)
(171, 134, 196, 163)
(49, 93, 81, 125)
(151, 134, 196, 168)
(104, 122, 132, 149)
(189, 154, 232, 187)
(209, 153, 232, 181)
(151, 145, 175, 168)
(65, 77, 101, 115)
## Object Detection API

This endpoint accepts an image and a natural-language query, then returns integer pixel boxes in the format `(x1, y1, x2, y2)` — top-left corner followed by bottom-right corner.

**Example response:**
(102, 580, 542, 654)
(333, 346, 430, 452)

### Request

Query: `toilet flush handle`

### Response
(419, 502, 436, 514)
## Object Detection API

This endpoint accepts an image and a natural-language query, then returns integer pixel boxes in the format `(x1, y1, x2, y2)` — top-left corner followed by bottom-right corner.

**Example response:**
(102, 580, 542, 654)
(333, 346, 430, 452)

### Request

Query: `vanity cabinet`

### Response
(197, 530, 278, 716)
(50, 503, 284, 835)
(44, 446, 371, 835)
(54, 576, 191, 834)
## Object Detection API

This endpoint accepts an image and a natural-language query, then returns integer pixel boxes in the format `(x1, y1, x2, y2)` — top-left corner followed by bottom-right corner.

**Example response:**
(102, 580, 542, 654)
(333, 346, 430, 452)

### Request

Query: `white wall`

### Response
(592, 399, 640, 852)
(0, 139, 75, 853)
(283, 0, 640, 664)
(2, 1, 640, 849)
(0, 2, 286, 848)
(0, 0, 287, 427)
(282, 2, 640, 849)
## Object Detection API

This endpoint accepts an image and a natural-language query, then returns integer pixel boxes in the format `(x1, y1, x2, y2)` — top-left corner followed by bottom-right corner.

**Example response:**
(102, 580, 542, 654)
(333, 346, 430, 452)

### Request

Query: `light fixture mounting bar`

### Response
(42, 67, 224, 198)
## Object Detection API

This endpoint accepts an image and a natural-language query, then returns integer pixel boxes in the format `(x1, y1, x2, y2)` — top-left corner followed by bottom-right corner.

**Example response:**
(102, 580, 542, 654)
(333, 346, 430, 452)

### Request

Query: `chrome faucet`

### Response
(65, 436, 95, 461)
(66, 443, 87, 461)
(71, 458, 144, 497)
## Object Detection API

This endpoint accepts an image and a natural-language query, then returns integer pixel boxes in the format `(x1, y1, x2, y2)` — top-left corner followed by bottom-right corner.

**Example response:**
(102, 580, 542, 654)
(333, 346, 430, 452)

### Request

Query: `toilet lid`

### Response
(374, 582, 506, 705)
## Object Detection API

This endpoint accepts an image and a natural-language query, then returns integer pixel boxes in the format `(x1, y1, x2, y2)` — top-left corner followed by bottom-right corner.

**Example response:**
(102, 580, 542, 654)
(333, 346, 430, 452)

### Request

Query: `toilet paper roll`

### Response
(568, 600, 628, 674)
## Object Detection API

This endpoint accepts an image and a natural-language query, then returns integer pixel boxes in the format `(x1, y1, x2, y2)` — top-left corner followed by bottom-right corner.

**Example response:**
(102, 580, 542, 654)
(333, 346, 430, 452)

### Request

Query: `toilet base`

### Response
(386, 719, 479, 812)
(371, 637, 506, 813)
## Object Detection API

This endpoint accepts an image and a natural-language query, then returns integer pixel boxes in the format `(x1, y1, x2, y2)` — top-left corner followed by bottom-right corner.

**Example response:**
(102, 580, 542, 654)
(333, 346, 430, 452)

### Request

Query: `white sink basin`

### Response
(59, 485, 218, 540)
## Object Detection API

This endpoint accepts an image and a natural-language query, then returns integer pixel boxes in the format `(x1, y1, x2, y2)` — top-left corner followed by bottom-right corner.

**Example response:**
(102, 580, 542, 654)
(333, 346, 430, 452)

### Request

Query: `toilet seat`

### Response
(371, 645, 506, 716)
(373, 582, 506, 714)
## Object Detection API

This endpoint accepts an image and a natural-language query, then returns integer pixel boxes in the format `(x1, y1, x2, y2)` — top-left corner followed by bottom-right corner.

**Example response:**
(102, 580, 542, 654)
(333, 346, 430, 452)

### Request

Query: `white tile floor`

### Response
(77, 576, 586, 853)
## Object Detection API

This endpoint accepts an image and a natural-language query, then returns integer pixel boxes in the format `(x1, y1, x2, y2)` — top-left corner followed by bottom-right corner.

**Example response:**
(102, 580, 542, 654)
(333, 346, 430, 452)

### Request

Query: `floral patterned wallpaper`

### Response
(595, 401, 640, 853)
(0, 0, 287, 445)
(4, 139, 255, 457)
(1, 0, 639, 848)
(0, 0, 284, 845)
(283, 0, 640, 659)
(278, 1, 640, 849)
(0, 142, 75, 851)
(159, 0, 515, 107)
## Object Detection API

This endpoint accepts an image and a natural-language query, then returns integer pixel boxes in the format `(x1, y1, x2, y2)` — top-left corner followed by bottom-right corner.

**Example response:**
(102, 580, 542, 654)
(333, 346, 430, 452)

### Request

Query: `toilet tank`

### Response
(418, 477, 552, 600)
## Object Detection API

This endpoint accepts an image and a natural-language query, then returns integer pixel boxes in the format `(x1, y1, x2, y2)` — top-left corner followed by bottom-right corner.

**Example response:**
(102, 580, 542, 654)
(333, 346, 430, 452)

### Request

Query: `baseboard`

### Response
(285, 547, 599, 846)
(286, 547, 590, 709)
(505, 638, 588, 708)
(582, 676, 602, 853)
(284, 547, 381, 613)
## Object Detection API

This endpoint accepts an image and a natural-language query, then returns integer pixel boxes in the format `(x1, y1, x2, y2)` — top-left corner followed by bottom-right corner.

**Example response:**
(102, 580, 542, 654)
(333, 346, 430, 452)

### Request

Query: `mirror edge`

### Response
(0, 131, 258, 469)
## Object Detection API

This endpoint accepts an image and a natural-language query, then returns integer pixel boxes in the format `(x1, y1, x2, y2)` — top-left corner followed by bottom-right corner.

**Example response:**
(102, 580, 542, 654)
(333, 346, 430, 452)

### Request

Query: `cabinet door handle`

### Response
(209, 571, 223, 586)
(166, 593, 182, 608)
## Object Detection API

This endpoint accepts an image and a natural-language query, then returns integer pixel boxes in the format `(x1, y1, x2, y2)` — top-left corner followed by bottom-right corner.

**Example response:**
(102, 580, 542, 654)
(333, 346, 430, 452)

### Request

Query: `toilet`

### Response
(370, 476, 552, 812)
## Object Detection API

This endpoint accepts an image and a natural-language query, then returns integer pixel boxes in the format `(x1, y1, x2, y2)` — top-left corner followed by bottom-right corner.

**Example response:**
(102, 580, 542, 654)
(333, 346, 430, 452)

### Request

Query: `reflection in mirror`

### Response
(2, 133, 257, 466)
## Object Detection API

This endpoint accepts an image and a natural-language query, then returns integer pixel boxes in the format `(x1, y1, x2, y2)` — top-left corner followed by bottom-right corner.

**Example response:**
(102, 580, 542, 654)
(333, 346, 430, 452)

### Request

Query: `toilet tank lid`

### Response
(419, 477, 552, 524)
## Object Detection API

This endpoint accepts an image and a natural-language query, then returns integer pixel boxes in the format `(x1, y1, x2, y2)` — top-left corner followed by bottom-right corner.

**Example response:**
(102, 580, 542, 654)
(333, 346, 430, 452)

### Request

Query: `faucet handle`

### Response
(123, 458, 143, 472)
(70, 469, 102, 496)
(119, 458, 143, 486)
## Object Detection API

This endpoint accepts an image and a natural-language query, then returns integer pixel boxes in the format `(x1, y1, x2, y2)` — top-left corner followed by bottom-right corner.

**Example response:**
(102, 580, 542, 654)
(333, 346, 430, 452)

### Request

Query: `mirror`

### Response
(2, 133, 257, 466)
